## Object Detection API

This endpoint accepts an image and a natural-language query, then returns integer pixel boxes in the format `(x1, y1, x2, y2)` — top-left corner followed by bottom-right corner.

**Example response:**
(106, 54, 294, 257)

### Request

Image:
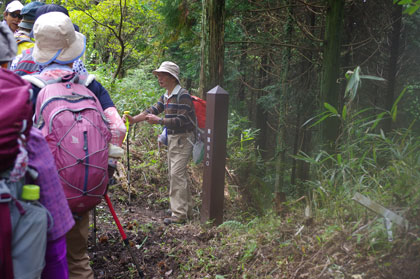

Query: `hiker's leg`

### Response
(66, 212, 94, 279)
(167, 132, 193, 219)
(41, 235, 68, 279)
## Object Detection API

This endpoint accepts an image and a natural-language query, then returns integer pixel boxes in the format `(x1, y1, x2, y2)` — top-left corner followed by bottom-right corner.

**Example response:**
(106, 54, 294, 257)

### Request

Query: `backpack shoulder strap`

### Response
(21, 75, 47, 89)
(84, 74, 96, 87)
(176, 90, 202, 134)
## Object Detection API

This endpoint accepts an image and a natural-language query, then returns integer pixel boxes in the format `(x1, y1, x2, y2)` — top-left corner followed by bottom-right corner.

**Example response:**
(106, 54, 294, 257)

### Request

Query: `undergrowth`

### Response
(97, 65, 420, 278)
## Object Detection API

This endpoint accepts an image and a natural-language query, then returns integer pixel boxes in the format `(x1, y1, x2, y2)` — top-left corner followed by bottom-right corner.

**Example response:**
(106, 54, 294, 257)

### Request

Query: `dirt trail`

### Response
(88, 186, 207, 279)
(86, 139, 420, 279)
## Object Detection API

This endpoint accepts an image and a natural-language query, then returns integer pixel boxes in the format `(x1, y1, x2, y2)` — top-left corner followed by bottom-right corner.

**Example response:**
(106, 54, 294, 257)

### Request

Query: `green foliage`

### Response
(226, 112, 274, 214)
(296, 68, 420, 228)
(66, 0, 163, 77)
(91, 64, 161, 115)
(394, 0, 420, 14)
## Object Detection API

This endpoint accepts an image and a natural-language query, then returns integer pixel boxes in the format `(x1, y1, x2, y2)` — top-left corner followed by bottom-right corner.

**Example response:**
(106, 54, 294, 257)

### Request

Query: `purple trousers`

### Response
(41, 235, 68, 279)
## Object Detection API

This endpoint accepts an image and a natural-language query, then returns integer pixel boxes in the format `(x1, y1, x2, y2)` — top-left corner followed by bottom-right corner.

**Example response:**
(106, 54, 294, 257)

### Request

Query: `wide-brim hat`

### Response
(18, 1, 45, 30)
(32, 12, 86, 66)
(18, 19, 34, 30)
(153, 61, 180, 84)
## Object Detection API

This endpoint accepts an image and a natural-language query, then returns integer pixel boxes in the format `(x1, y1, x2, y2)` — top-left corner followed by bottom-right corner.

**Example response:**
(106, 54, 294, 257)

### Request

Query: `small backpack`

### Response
(176, 93, 207, 131)
(23, 73, 112, 214)
(176, 92, 205, 164)
(0, 171, 50, 279)
(13, 48, 38, 77)
(191, 95, 206, 130)
(0, 68, 49, 279)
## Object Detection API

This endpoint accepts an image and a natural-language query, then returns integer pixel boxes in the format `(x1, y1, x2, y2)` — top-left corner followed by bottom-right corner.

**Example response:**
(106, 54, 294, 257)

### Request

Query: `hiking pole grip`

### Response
(104, 194, 144, 278)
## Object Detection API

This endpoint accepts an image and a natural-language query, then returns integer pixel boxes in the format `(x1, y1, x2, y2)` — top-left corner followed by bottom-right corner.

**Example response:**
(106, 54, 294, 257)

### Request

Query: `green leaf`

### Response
(324, 102, 338, 115)
(359, 75, 386, 82)
(345, 66, 361, 100)
(342, 105, 347, 121)
(371, 112, 387, 129)
(392, 105, 398, 122)
(310, 113, 332, 128)
(302, 111, 329, 127)
(390, 88, 407, 119)
(404, 5, 420, 15)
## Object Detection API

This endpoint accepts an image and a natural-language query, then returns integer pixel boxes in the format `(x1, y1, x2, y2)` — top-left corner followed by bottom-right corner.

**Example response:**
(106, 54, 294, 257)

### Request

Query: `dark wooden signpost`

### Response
(200, 86, 229, 225)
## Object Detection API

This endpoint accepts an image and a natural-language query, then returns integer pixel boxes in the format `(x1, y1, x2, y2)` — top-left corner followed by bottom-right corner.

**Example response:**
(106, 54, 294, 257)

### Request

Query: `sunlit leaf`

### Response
(345, 66, 361, 100)
(324, 103, 338, 115)
(310, 113, 332, 128)
(404, 5, 420, 14)
(359, 75, 386, 82)
(342, 105, 347, 121)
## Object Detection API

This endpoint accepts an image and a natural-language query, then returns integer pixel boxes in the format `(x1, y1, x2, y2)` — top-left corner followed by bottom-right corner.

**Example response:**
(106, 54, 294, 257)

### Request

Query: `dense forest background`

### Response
(3, 0, 418, 217)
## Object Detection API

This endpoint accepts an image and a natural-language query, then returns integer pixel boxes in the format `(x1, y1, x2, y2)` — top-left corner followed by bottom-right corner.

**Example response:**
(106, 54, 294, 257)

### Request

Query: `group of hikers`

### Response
(1, 1, 198, 278)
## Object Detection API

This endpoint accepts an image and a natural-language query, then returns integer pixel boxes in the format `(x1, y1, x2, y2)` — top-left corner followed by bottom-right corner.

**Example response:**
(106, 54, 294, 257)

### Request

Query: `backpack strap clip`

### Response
(0, 180, 12, 203)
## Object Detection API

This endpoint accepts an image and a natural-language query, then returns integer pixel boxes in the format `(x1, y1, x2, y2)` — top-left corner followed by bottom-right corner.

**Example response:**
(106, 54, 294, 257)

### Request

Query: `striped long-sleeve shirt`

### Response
(145, 85, 195, 134)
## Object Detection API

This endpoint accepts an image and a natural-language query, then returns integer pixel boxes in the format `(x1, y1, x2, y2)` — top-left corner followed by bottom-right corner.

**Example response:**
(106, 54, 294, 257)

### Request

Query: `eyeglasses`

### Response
(8, 12, 23, 19)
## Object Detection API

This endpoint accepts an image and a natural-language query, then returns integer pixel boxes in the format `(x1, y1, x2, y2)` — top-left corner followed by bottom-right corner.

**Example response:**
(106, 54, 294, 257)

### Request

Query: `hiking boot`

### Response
(164, 216, 186, 225)
(165, 209, 172, 216)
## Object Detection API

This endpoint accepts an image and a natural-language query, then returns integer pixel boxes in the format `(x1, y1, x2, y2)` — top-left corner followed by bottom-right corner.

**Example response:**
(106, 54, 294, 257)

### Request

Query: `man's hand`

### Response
(122, 113, 147, 124)
(145, 113, 161, 125)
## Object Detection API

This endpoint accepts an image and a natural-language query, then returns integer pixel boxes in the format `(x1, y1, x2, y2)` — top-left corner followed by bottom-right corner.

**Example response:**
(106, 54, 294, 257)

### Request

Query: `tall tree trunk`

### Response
(208, 0, 225, 91)
(292, 7, 318, 197)
(198, 0, 208, 98)
(256, 55, 269, 159)
(384, 3, 402, 133)
(199, 0, 225, 99)
(274, 0, 293, 198)
(320, 0, 345, 151)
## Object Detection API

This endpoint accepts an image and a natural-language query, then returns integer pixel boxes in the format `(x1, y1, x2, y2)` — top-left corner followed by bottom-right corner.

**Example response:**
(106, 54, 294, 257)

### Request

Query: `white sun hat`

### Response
(5, 1, 23, 13)
(152, 61, 181, 84)
(32, 12, 86, 66)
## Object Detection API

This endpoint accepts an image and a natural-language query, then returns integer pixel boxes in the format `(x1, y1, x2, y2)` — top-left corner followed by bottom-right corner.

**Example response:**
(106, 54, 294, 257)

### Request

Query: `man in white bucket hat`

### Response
(124, 61, 196, 225)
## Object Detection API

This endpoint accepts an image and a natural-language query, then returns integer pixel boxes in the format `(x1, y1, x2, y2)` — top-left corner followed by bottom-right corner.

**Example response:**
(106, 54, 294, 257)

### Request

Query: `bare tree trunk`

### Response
(274, 0, 294, 198)
(293, 7, 317, 196)
(112, 0, 126, 80)
(208, 0, 225, 90)
(320, 0, 345, 151)
(384, 3, 402, 133)
(256, 55, 269, 159)
(198, 0, 208, 98)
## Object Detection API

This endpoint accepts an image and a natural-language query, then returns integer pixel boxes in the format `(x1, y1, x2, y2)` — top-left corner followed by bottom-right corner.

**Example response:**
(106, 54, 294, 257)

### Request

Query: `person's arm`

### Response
(124, 94, 165, 125)
(87, 79, 114, 110)
(125, 111, 148, 124)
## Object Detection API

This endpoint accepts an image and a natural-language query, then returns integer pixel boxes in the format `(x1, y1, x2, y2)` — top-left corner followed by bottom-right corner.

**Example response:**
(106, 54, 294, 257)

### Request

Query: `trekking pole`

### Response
(104, 194, 145, 278)
(123, 111, 131, 204)
(92, 206, 97, 247)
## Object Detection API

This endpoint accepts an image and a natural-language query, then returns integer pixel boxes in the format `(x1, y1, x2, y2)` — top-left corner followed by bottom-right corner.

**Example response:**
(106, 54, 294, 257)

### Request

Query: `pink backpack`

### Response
(25, 73, 111, 214)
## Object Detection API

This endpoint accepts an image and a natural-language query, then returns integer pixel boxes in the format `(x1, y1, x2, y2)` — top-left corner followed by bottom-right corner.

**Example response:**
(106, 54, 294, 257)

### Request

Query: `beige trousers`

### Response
(167, 132, 194, 219)
(66, 211, 94, 279)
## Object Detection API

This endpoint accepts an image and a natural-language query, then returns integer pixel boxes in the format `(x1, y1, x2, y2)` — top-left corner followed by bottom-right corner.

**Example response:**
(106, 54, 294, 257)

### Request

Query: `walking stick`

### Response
(123, 111, 131, 203)
(92, 206, 97, 247)
(104, 194, 145, 278)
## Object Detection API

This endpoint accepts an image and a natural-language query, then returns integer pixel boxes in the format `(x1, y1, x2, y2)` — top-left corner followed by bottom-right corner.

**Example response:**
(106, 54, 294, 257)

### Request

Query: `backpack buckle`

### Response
(0, 180, 12, 203)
